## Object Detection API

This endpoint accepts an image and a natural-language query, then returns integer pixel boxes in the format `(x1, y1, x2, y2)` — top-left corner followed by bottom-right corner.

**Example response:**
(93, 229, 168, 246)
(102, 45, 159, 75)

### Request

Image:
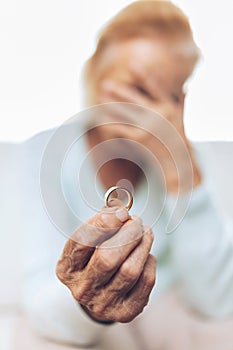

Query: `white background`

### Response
(0, 0, 232, 142)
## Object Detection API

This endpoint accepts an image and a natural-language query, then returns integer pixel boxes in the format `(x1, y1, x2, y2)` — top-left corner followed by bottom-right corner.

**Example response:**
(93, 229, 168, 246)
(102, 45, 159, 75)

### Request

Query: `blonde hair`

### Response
(84, 1, 199, 103)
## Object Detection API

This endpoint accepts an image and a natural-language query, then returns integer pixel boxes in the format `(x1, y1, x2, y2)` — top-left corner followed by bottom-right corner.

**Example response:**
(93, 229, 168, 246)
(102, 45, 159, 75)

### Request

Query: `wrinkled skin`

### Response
(57, 205, 156, 323)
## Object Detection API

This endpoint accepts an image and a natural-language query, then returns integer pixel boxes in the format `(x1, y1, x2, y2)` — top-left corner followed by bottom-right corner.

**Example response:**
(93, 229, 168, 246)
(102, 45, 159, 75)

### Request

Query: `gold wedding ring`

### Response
(104, 186, 133, 211)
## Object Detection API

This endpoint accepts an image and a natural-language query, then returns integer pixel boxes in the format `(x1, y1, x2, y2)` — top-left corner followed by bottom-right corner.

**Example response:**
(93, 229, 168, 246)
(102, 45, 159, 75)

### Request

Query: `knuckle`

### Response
(120, 262, 139, 282)
(124, 221, 143, 242)
(141, 255, 156, 289)
(132, 302, 145, 317)
(56, 257, 72, 283)
(147, 274, 156, 289)
(118, 315, 133, 323)
(143, 270, 156, 289)
(118, 301, 145, 323)
(143, 229, 154, 248)
(71, 284, 89, 303)
(56, 260, 63, 281)
(71, 289, 83, 302)
(146, 228, 154, 240)
(96, 250, 116, 272)
(88, 302, 106, 316)
(149, 254, 157, 268)
(117, 310, 137, 323)
(94, 214, 108, 230)
(63, 238, 78, 254)
(96, 212, 120, 231)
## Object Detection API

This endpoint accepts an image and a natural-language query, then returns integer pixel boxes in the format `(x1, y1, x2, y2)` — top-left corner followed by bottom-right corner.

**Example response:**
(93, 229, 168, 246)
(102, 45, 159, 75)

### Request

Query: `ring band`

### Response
(104, 186, 133, 211)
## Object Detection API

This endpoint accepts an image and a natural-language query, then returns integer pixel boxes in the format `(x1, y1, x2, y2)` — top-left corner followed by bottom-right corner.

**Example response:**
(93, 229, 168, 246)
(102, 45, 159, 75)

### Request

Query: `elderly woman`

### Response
(21, 1, 233, 349)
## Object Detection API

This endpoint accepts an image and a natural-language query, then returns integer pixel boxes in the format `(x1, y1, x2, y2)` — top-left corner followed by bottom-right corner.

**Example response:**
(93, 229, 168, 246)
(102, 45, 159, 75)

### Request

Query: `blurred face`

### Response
(94, 36, 195, 107)
(87, 36, 196, 146)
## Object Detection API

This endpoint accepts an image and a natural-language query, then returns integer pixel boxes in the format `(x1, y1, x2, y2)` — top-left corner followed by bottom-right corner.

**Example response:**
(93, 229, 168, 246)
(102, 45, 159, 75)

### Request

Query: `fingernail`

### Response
(115, 207, 130, 222)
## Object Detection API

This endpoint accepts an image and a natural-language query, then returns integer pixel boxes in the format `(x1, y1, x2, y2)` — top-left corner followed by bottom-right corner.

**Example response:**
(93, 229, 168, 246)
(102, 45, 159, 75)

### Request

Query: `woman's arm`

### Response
(21, 131, 108, 346)
(166, 147, 233, 318)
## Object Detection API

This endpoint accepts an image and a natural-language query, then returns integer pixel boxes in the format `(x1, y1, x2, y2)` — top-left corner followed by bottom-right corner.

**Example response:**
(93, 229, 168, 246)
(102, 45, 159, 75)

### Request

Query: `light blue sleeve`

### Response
(166, 182, 233, 318)
(20, 131, 108, 346)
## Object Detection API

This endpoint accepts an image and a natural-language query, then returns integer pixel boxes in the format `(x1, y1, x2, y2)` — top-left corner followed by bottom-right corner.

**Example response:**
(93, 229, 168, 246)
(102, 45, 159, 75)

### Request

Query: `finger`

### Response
(56, 205, 130, 279)
(100, 215, 143, 248)
(101, 98, 162, 134)
(75, 204, 131, 246)
(100, 80, 176, 134)
(103, 225, 154, 297)
(129, 63, 168, 102)
(101, 102, 156, 143)
(101, 79, 150, 106)
(106, 198, 126, 208)
(84, 216, 144, 286)
(123, 254, 156, 317)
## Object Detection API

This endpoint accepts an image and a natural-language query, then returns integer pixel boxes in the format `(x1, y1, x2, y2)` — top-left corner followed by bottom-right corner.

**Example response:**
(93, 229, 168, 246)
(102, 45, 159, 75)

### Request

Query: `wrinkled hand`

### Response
(56, 205, 156, 324)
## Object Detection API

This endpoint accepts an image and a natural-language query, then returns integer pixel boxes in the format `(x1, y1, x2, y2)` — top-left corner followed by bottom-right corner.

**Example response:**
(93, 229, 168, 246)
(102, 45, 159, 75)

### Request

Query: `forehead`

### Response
(100, 37, 195, 89)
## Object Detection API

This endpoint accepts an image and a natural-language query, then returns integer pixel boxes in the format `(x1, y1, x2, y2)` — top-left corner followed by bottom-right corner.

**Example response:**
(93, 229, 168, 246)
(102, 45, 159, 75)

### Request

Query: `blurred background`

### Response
(0, 0, 232, 142)
(0, 2, 233, 349)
